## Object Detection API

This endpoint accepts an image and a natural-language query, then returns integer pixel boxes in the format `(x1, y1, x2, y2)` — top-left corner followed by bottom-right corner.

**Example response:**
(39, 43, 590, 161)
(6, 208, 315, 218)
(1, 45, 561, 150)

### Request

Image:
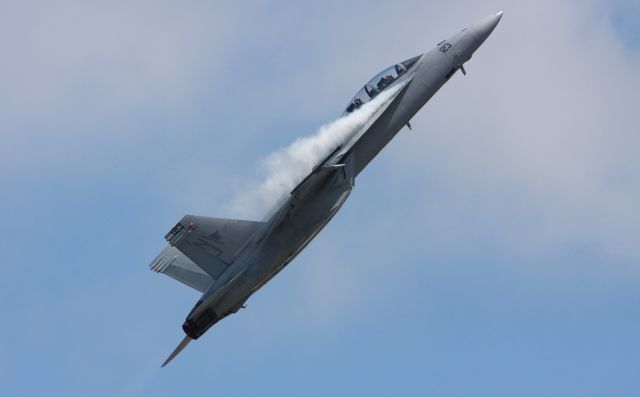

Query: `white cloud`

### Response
(3, 0, 638, 330)
(0, 0, 238, 174)
(1, 1, 234, 113)
(391, 0, 640, 273)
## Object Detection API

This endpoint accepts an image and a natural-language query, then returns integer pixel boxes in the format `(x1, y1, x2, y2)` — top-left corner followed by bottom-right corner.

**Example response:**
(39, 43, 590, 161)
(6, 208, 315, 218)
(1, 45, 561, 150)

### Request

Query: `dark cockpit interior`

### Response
(344, 55, 421, 114)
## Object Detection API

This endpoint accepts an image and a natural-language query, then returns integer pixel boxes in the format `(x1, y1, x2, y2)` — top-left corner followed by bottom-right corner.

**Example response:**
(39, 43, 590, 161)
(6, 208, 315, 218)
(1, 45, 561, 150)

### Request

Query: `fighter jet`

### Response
(150, 11, 503, 366)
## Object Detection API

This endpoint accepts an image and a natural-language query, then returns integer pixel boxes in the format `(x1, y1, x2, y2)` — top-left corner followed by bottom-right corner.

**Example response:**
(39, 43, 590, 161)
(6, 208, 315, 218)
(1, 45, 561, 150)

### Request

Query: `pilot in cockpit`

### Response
(395, 64, 407, 76)
(376, 75, 395, 90)
(346, 97, 365, 113)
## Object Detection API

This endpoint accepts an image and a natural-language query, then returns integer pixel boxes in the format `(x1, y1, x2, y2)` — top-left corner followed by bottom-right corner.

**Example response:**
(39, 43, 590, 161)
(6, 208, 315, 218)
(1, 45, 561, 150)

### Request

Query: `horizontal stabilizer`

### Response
(149, 246, 215, 293)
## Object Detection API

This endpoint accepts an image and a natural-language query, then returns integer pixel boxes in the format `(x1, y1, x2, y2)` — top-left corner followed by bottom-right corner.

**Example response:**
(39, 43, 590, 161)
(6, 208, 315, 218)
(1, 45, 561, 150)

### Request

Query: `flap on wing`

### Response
(164, 215, 265, 279)
(150, 246, 215, 293)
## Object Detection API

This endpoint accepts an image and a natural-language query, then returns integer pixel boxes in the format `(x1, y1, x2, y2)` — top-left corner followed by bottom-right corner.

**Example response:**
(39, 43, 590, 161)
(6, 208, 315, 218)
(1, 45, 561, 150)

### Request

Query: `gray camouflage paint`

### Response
(155, 11, 503, 366)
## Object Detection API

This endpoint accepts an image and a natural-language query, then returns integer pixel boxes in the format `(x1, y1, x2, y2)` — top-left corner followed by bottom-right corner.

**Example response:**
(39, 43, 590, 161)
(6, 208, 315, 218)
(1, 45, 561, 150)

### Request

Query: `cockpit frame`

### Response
(344, 55, 422, 114)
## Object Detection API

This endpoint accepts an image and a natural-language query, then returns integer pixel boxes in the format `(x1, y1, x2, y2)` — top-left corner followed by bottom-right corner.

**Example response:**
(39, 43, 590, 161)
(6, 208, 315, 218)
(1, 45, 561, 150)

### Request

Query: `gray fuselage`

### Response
(182, 12, 503, 340)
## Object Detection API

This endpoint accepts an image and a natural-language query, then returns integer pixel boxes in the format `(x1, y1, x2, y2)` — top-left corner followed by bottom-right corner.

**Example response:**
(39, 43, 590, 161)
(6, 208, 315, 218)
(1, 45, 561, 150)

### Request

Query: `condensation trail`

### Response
(231, 84, 402, 219)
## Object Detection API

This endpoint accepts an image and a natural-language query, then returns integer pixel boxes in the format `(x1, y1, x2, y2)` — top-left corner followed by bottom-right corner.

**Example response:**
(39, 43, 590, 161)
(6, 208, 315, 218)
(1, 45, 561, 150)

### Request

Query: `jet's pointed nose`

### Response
(473, 11, 503, 43)
(463, 11, 503, 55)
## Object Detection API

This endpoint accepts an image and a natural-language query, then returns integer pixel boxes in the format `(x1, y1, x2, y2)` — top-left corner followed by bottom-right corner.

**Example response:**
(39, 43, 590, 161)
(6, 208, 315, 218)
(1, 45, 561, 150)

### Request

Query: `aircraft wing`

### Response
(291, 164, 349, 200)
(266, 163, 354, 234)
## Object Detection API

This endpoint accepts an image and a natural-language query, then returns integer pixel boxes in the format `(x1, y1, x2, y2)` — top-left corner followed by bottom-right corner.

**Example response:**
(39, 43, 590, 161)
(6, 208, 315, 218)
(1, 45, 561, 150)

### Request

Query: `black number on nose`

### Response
(439, 43, 452, 53)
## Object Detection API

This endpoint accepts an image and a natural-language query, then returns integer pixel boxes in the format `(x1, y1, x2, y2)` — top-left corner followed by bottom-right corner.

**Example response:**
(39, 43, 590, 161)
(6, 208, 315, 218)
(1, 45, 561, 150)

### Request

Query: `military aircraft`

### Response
(150, 11, 503, 366)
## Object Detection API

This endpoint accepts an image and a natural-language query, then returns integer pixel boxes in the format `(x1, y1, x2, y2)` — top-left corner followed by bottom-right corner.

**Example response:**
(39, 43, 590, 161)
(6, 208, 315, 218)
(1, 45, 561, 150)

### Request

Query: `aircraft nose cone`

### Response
(460, 11, 503, 57)
(472, 11, 503, 44)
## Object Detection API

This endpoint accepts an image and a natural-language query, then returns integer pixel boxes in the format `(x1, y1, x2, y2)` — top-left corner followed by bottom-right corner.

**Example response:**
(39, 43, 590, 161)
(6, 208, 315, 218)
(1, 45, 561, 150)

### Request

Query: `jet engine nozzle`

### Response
(182, 307, 221, 340)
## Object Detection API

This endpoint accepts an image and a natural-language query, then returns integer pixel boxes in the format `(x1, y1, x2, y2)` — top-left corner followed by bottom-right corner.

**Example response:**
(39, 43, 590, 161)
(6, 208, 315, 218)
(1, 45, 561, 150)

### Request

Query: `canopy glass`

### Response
(344, 55, 421, 114)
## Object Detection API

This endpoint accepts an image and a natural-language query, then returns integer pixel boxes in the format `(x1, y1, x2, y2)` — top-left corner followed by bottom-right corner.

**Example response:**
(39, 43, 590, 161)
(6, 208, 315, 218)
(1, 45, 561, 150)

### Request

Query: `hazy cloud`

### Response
(2, 2, 639, 394)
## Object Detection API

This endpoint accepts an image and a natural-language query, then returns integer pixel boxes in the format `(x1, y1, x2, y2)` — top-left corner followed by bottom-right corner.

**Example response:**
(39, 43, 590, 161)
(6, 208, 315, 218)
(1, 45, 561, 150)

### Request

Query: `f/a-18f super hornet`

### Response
(150, 11, 503, 366)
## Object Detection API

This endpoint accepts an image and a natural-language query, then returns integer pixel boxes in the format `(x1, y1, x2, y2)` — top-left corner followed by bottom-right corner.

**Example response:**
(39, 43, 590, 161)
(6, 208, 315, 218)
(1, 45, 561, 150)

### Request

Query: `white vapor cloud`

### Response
(230, 84, 404, 219)
(0, 0, 237, 175)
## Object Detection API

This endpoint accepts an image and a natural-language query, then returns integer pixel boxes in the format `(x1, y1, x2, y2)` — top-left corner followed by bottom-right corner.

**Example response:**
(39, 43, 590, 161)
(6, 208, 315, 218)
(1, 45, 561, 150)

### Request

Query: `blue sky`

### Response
(1, 1, 639, 396)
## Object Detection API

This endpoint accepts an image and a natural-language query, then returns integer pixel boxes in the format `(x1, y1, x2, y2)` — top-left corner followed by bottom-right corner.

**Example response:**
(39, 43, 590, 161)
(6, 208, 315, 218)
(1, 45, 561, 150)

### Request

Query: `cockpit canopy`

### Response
(344, 55, 421, 114)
